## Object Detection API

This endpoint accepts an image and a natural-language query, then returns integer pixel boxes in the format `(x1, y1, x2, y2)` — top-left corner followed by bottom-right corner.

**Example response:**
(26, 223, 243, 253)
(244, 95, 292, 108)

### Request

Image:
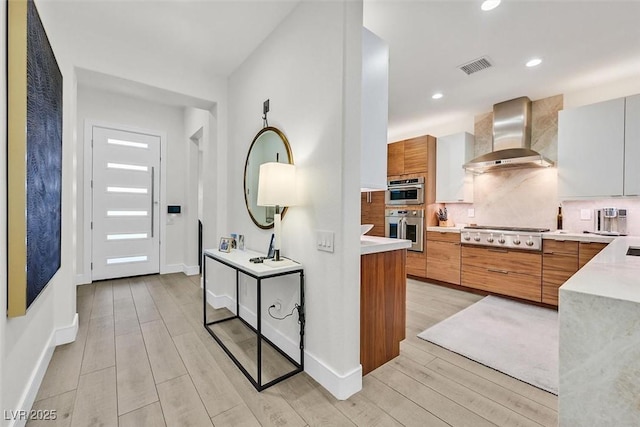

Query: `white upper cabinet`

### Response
(558, 98, 625, 199)
(436, 132, 474, 203)
(624, 94, 640, 196)
(361, 27, 389, 191)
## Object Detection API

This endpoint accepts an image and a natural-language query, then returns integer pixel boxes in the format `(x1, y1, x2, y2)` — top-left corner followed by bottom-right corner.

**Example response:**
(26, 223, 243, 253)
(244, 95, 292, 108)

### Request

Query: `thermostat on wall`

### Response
(167, 205, 181, 214)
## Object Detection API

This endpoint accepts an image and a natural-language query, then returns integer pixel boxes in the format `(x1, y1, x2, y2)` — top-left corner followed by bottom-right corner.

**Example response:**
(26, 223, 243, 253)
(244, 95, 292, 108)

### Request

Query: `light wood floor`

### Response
(27, 274, 557, 426)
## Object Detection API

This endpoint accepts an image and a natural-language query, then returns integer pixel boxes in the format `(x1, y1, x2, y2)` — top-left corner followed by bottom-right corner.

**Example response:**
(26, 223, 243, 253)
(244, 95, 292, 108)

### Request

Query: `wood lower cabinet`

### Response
(360, 191, 385, 237)
(426, 231, 461, 285)
(407, 250, 426, 278)
(578, 242, 608, 268)
(461, 246, 542, 302)
(360, 249, 406, 376)
(542, 240, 579, 306)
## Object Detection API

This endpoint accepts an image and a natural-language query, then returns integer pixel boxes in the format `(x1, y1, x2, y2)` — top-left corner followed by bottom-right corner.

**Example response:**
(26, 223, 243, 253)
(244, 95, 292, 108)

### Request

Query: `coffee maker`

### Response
(595, 208, 627, 235)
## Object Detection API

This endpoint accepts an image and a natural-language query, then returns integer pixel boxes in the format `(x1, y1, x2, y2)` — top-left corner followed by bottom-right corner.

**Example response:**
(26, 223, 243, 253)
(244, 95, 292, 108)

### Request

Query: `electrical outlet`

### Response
(581, 209, 592, 220)
(274, 299, 282, 313)
(468, 208, 475, 218)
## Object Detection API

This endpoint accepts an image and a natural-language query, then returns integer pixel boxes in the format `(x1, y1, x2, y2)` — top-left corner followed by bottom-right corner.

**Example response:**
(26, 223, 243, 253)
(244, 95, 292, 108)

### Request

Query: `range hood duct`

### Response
(463, 96, 553, 173)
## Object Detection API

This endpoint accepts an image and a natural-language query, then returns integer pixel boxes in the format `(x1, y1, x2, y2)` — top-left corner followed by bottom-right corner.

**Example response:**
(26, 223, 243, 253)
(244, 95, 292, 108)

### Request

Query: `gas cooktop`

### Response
(461, 226, 549, 250)
(463, 225, 550, 233)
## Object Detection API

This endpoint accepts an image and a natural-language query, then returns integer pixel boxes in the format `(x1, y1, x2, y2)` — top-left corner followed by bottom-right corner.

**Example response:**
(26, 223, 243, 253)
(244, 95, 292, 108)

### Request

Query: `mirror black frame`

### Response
(243, 127, 293, 229)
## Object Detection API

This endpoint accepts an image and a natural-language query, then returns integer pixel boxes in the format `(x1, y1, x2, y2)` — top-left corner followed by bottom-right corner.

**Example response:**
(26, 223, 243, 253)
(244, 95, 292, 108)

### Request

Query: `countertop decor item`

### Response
(257, 162, 297, 261)
(437, 207, 454, 227)
(361, 224, 374, 235)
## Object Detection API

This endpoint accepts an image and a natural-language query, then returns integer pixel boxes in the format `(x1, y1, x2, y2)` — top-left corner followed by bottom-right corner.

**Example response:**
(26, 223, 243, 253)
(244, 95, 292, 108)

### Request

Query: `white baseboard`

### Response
(303, 353, 362, 400)
(203, 289, 360, 399)
(183, 264, 200, 276)
(55, 313, 79, 345)
(163, 263, 183, 274)
(9, 314, 79, 427)
(75, 273, 91, 285)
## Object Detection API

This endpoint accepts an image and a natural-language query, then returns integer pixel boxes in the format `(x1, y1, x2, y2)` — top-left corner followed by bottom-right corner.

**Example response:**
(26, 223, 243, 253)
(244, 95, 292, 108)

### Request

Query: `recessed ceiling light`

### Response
(481, 0, 501, 11)
(526, 58, 542, 67)
(432, 93, 443, 100)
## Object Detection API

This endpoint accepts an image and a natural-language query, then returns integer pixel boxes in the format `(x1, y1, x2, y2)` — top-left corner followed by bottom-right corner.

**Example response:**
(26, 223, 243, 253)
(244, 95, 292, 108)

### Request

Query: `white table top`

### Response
(560, 236, 640, 304)
(204, 248, 303, 277)
(360, 236, 412, 255)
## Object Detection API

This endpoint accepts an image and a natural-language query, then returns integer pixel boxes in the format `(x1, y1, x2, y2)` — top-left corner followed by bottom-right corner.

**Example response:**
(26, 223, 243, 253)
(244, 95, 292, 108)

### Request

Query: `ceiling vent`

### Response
(459, 56, 493, 75)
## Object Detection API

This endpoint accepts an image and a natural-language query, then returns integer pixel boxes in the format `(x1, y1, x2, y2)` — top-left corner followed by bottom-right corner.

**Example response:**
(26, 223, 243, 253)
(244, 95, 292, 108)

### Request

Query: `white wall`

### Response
(222, 0, 363, 399)
(1, 2, 78, 425)
(76, 86, 191, 277)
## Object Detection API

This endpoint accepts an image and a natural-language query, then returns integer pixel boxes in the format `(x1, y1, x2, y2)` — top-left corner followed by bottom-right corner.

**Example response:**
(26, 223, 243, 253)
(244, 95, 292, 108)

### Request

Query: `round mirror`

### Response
(244, 127, 293, 229)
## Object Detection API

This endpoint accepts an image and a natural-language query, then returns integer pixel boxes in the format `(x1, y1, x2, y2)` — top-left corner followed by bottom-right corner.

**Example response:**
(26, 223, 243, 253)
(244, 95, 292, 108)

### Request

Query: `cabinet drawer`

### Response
(427, 231, 461, 243)
(543, 239, 579, 255)
(462, 246, 542, 277)
(407, 251, 426, 277)
(426, 240, 461, 285)
(461, 264, 541, 302)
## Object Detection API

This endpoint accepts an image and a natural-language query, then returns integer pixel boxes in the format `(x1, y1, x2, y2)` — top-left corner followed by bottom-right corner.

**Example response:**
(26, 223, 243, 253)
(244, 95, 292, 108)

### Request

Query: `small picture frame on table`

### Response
(219, 237, 232, 253)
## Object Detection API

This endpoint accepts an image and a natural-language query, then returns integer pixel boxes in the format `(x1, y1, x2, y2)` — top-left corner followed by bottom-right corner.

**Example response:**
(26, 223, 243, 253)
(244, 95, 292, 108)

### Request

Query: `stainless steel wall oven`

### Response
(385, 209, 424, 252)
(385, 178, 424, 205)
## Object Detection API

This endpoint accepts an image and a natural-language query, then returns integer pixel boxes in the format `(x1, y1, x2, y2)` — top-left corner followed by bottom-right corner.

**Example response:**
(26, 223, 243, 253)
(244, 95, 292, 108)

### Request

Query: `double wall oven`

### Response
(385, 209, 424, 252)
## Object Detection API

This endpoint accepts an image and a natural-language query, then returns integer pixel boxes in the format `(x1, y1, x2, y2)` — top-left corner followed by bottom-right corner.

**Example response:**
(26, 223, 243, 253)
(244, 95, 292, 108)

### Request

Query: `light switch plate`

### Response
(580, 209, 592, 220)
(316, 230, 335, 253)
(468, 208, 475, 218)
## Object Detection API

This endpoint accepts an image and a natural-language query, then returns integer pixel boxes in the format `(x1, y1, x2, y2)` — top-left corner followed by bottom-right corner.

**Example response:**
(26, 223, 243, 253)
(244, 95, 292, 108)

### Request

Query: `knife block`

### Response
(439, 219, 454, 227)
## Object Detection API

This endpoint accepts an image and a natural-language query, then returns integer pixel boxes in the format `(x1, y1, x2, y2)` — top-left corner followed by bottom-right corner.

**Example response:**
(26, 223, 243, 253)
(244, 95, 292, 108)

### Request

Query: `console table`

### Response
(202, 248, 304, 391)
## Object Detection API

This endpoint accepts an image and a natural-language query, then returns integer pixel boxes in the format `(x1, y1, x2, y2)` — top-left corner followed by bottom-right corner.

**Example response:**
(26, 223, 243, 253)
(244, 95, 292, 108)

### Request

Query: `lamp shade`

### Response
(257, 162, 297, 207)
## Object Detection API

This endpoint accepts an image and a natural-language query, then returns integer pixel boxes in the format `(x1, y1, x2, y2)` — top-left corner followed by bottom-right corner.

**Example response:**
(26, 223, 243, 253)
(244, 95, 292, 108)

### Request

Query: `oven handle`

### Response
(399, 218, 405, 239)
(388, 184, 424, 191)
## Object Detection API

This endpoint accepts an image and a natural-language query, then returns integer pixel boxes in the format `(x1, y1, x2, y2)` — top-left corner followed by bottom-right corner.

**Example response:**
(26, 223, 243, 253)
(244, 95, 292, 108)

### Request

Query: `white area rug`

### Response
(417, 295, 558, 394)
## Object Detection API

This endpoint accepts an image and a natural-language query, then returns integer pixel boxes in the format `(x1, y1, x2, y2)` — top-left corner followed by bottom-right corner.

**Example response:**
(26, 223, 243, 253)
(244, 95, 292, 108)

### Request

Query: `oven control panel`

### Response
(461, 230, 542, 251)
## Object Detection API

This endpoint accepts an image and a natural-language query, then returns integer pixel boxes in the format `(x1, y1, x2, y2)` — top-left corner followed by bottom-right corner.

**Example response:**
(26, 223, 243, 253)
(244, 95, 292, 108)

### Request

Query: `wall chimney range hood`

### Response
(463, 96, 553, 173)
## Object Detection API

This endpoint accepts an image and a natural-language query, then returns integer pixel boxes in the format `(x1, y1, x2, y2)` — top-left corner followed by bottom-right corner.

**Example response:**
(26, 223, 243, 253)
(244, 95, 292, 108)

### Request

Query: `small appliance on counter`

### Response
(595, 208, 627, 235)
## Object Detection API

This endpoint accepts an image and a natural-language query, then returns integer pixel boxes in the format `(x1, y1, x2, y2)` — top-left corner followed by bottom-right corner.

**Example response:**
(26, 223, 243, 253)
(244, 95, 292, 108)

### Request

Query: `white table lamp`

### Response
(257, 162, 296, 261)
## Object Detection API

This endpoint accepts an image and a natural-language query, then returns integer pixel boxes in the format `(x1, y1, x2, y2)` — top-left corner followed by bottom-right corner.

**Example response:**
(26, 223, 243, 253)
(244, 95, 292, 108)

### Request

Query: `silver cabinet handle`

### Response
(151, 167, 155, 238)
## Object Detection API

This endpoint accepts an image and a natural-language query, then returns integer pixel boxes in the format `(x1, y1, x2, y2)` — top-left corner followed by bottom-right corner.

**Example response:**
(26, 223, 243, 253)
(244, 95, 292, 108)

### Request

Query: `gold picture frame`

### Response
(7, 0, 63, 317)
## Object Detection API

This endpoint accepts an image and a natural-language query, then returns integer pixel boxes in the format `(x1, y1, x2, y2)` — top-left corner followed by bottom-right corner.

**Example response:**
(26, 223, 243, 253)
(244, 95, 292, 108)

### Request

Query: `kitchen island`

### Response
(360, 236, 411, 375)
(559, 236, 640, 425)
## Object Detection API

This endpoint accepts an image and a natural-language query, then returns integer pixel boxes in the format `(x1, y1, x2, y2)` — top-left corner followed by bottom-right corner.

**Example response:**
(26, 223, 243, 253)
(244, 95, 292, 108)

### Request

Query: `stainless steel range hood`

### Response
(463, 96, 553, 173)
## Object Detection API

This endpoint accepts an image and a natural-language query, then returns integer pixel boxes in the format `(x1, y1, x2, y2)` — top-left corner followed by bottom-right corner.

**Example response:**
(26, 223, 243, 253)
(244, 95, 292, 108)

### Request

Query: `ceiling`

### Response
(41, 1, 640, 139)
(363, 0, 640, 140)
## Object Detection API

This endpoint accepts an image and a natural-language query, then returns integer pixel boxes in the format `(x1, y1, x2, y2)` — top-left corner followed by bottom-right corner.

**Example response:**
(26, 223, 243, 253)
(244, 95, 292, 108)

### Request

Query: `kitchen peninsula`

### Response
(360, 236, 411, 374)
(559, 236, 640, 425)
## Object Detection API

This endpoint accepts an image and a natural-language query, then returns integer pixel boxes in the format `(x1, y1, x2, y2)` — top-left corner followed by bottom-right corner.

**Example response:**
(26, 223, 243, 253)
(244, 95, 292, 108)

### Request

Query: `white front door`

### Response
(91, 126, 161, 281)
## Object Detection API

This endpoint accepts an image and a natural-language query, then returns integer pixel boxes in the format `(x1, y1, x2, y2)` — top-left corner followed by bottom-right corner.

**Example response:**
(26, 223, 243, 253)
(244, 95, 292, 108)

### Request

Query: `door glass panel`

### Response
(405, 224, 417, 243)
(389, 223, 398, 238)
(107, 138, 148, 149)
(107, 186, 148, 194)
(106, 255, 148, 264)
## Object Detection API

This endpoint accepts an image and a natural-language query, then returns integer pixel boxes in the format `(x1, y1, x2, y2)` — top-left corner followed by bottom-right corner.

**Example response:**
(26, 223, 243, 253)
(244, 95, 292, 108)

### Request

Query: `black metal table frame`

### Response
(202, 252, 305, 391)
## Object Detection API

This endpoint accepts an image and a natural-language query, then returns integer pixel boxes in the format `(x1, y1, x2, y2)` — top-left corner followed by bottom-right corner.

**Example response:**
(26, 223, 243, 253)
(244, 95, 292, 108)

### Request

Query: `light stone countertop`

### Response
(560, 236, 640, 303)
(542, 230, 616, 243)
(426, 226, 462, 233)
(360, 236, 411, 255)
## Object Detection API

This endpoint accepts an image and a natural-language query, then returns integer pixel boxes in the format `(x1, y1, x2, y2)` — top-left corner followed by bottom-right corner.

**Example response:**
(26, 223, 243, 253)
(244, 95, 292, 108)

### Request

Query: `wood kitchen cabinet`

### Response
(542, 240, 579, 306)
(461, 246, 542, 302)
(387, 135, 436, 177)
(426, 231, 461, 285)
(361, 249, 406, 375)
(578, 241, 608, 268)
(360, 191, 385, 237)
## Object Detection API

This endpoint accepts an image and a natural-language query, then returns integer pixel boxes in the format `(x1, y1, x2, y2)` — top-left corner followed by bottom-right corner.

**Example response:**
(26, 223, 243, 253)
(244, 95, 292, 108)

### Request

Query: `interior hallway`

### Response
(27, 274, 557, 426)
